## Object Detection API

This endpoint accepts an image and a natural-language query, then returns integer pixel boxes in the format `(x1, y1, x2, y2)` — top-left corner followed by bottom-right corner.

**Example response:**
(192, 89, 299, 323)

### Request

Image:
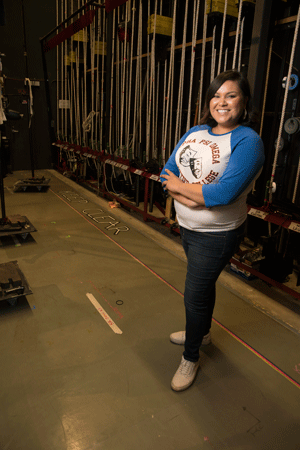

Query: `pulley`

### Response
(274, 137, 284, 151)
(282, 74, 299, 90)
(284, 117, 300, 135)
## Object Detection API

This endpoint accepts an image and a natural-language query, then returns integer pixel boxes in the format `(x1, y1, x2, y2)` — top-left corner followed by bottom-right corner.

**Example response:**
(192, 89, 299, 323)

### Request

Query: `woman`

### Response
(160, 70, 265, 392)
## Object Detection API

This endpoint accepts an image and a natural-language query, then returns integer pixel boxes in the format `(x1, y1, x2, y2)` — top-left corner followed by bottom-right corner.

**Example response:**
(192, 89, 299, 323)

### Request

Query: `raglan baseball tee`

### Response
(160, 124, 265, 232)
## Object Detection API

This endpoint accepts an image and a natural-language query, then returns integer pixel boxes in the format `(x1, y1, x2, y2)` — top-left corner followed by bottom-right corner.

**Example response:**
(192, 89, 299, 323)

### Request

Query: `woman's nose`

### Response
(218, 97, 227, 105)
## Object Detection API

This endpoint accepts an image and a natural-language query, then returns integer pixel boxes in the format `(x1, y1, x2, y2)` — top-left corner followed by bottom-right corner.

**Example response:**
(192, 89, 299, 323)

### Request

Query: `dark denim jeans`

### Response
(180, 222, 246, 362)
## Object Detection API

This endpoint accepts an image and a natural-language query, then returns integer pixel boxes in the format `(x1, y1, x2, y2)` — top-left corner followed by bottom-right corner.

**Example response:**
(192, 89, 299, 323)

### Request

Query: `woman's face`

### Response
(209, 80, 247, 133)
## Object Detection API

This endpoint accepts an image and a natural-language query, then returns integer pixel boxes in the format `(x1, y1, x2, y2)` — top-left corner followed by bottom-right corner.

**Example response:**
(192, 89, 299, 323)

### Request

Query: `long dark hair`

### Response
(200, 70, 258, 128)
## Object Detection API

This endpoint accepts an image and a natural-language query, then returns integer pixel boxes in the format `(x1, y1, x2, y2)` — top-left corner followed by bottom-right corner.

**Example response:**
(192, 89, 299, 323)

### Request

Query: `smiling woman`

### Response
(209, 80, 247, 134)
(160, 70, 265, 392)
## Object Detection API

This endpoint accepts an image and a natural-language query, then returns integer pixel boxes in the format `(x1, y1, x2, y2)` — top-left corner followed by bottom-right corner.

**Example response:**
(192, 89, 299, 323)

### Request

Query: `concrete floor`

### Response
(1, 170, 300, 450)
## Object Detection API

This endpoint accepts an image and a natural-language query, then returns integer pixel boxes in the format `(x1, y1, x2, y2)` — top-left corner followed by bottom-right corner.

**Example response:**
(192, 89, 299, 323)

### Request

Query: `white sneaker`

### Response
(171, 356, 199, 391)
(170, 331, 211, 346)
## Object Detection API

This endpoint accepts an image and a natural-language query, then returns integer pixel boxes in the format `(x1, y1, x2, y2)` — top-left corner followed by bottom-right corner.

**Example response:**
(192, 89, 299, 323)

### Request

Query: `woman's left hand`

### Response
(161, 169, 182, 193)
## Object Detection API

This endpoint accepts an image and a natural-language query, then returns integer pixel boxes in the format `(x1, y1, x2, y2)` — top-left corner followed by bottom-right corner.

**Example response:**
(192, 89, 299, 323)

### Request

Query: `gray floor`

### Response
(1, 170, 300, 450)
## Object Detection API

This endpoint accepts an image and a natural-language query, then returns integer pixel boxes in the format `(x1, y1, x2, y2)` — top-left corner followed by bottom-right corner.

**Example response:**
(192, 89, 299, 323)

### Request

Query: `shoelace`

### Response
(178, 359, 197, 376)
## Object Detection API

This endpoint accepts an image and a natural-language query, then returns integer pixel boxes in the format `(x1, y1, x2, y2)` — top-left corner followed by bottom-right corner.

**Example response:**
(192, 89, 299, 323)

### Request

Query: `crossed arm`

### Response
(161, 169, 207, 209)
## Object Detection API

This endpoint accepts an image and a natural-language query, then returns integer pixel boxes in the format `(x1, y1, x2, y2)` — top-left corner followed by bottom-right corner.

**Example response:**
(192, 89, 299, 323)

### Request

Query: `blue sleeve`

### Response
(160, 126, 205, 183)
(202, 129, 265, 207)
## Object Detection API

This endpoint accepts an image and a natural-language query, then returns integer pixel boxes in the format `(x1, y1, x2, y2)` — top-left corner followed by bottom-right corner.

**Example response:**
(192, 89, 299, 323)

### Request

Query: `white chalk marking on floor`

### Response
(86, 293, 123, 334)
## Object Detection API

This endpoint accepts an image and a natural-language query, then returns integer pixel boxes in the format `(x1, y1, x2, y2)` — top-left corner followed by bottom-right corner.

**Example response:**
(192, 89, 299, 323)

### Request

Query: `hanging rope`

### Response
(109, 9, 116, 153)
(259, 38, 273, 138)
(90, 9, 96, 148)
(100, 7, 105, 151)
(131, 0, 142, 157)
(292, 157, 300, 203)
(186, 0, 200, 131)
(126, 0, 136, 157)
(116, 9, 120, 150)
(269, 4, 300, 203)
(175, 0, 189, 144)
(211, 25, 216, 82)
(161, 58, 167, 162)
(232, 0, 242, 69)
(217, 0, 228, 75)
(61, 1, 64, 139)
(94, 8, 101, 148)
(224, 47, 228, 71)
(64, 0, 68, 141)
(162, 0, 177, 164)
(146, 0, 158, 161)
(56, 0, 59, 139)
(238, 16, 245, 71)
(119, 4, 128, 154)
(196, 0, 208, 125)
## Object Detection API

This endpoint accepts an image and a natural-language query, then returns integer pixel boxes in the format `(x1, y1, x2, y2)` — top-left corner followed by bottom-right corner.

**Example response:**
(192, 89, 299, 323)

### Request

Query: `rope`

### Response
(197, 0, 208, 124)
(161, 58, 167, 163)
(224, 47, 228, 71)
(175, 0, 189, 144)
(238, 16, 245, 72)
(186, 0, 200, 131)
(56, 0, 59, 139)
(116, 9, 120, 150)
(132, 0, 142, 157)
(100, 8, 105, 151)
(162, 0, 177, 163)
(95, 8, 100, 148)
(211, 25, 216, 82)
(119, 3, 128, 154)
(138, 1, 143, 150)
(153, 0, 164, 156)
(292, 156, 300, 203)
(124, 0, 131, 157)
(259, 38, 273, 137)
(64, 0, 68, 141)
(269, 4, 300, 202)
(90, 9, 96, 148)
(83, 8, 88, 146)
(217, 0, 228, 75)
(232, 0, 242, 69)
(109, 9, 116, 152)
(61, 1, 64, 139)
(146, 0, 158, 161)
(126, 0, 136, 157)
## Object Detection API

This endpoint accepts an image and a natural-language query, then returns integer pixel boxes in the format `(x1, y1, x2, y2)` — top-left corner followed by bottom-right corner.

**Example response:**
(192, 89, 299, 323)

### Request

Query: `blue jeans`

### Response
(180, 222, 246, 362)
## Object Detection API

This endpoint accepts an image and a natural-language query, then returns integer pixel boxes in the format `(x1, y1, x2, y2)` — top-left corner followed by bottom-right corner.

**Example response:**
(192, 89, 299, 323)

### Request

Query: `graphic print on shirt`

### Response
(175, 130, 232, 185)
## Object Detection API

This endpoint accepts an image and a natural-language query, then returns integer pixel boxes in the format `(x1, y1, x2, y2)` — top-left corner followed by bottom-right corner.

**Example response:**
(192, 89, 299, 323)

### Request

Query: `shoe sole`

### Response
(170, 336, 211, 346)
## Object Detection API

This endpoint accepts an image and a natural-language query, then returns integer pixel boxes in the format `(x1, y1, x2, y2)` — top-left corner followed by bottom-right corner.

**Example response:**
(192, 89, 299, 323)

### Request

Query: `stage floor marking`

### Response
(86, 293, 123, 335)
(52, 189, 300, 389)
